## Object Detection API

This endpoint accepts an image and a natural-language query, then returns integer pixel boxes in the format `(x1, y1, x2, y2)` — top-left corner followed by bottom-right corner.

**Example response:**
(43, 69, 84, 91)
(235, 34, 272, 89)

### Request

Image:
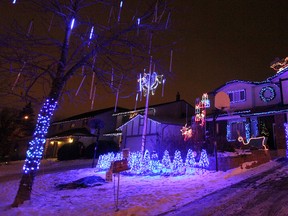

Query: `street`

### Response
(0, 159, 93, 183)
(161, 159, 288, 216)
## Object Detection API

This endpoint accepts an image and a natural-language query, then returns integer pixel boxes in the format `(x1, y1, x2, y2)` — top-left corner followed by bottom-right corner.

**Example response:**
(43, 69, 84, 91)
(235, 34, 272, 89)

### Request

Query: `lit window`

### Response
(227, 120, 245, 141)
(228, 89, 246, 103)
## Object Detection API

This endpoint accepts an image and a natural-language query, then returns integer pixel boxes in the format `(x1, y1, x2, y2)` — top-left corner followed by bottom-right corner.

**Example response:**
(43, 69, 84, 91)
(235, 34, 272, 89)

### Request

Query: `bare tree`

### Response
(0, 0, 172, 206)
(0, 108, 21, 161)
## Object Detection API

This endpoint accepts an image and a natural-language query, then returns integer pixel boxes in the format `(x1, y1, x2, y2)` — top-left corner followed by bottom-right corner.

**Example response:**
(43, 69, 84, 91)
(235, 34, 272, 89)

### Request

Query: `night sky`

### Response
(2, 1, 288, 119)
(169, 1, 288, 107)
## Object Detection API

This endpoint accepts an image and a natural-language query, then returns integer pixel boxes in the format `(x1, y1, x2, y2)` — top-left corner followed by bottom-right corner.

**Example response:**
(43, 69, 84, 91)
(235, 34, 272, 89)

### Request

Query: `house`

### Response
(111, 98, 195, 158)
(45, 107, 128, 158)
(205, 63, 288, 157)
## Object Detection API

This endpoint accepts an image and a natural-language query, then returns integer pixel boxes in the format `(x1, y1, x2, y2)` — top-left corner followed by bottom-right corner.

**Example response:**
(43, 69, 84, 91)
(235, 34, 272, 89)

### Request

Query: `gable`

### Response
(117, 114, 160, 131)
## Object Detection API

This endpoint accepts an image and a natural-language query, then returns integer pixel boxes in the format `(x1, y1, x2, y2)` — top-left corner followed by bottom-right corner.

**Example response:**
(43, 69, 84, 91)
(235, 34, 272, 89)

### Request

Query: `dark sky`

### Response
(170, 0, 288, 106)
(106, 0, 288, 119)
(2, 1, 288, 119)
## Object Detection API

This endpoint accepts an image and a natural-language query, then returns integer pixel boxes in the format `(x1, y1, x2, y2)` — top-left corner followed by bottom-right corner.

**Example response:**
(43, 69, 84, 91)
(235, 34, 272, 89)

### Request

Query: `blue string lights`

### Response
(150, 151, 160, 174)
(161, 150, 171, 174)
(23, 98, 57, 174)
(185, 149, 196, 167)
(172, 150, 184, 175)
(226, 122, 233, 142)
(285, 123, 288, 158)
(96, 149, 210, 175)
(245, 121, 251, 140)
(198, 149, 209, 168)
(259, 86, 276, 102)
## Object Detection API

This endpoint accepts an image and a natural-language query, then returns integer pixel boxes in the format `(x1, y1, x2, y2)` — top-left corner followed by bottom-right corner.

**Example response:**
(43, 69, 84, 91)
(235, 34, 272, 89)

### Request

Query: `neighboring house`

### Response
(111, 98, 195, 158)
(205, 66, 288, 157)
(45, 107, 128, 158)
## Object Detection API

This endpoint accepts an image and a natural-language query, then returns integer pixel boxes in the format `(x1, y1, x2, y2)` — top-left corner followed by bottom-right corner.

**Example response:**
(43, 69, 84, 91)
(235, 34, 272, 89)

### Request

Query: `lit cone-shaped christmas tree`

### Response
(114, 152, 123, 161)
(96, 152, 114, 171)
(185, 149, 196, 175)
(150, 151, 160, 174)
(141, 149, 151, 174)
(172, 150, 185, 175)
(161, 150, 171, 174)
(198, 149, 209, 169)
(129, 151, 142, 174)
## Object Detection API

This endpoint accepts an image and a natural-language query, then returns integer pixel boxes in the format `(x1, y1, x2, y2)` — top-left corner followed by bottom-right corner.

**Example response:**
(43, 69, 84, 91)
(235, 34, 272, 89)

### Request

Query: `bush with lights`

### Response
(161, 150, 172, 174)
(172, 150, 185, 175)
(185, 149, 196, 174)
(95, 148, 210, 176)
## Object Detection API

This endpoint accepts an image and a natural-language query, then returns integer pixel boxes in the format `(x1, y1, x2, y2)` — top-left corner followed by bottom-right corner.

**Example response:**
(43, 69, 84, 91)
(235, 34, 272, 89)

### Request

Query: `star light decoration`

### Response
(138, 72, 165, 97)
(195, 93, 210, 126)
(180, 124, 192, 141)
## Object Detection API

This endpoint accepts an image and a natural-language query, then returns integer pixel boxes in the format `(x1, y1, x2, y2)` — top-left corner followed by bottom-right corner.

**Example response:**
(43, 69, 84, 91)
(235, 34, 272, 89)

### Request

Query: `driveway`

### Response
(161, 159, 288, 216)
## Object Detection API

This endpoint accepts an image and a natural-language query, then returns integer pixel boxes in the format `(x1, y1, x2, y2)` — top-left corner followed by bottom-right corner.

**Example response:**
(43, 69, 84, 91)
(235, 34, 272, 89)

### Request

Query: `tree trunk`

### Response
(12, 97, 58, 207)
(12, 171, 35, 207)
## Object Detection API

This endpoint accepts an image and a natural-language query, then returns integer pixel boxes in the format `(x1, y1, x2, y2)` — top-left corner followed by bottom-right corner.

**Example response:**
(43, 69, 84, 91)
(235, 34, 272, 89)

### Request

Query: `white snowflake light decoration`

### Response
(138, 72, 165, 96)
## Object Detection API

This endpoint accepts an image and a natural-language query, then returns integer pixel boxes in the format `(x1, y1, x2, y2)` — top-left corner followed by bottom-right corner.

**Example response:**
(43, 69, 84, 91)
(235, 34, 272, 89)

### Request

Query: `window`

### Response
(228, 89, 246, 103)
(227, 120, 245, 141)
(59, 124, 63, 130)
(82, 119, 88, 127)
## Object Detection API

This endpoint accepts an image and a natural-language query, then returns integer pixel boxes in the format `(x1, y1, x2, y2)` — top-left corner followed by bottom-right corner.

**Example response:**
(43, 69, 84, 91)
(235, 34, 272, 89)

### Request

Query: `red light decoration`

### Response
(195, 93, 209, 126)
(180, 124, 192, 141)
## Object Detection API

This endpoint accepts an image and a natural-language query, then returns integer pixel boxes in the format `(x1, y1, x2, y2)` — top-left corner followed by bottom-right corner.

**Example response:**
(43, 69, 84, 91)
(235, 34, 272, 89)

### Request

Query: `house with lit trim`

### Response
(205, 62, 288, 157)
(45, 107, 128, 158)
(106, 98, 194, 158)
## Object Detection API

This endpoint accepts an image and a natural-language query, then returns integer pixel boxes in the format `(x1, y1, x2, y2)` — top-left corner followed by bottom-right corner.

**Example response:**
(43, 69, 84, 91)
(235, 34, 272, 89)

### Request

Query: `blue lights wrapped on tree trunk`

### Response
(23, 98, 57, 174)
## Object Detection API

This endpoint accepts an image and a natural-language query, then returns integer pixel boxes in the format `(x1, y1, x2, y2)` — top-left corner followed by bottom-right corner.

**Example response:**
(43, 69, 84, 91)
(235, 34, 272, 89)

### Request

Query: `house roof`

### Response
(149, 115, 188, 125)
(139, 99, 193, 110)
(116, 114, 188, 131)
(240, 104, 288, 117)
(206, 104, 288, 121)
(53, 106, 128, 124)
(113, 99, 194, 117)
(46, 128, 96, 138)
(211, 68, 288, 93)
(267, 67, 288, 81)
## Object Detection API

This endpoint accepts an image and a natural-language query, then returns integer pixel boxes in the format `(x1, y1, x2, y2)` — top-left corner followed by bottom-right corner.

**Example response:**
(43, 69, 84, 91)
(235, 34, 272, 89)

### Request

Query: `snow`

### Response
(0, 159, 281, 216)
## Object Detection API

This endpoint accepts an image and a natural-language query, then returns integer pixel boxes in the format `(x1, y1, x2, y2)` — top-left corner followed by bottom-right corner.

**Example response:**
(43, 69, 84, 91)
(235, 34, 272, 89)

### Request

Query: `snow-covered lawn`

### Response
(0, 159, 281, 216)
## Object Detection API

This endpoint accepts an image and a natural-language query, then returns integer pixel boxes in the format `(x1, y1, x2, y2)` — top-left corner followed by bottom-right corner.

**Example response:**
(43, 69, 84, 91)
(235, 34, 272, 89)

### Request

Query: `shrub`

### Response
(57, 141, 84, 161)
(84, 140, 119, 159)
